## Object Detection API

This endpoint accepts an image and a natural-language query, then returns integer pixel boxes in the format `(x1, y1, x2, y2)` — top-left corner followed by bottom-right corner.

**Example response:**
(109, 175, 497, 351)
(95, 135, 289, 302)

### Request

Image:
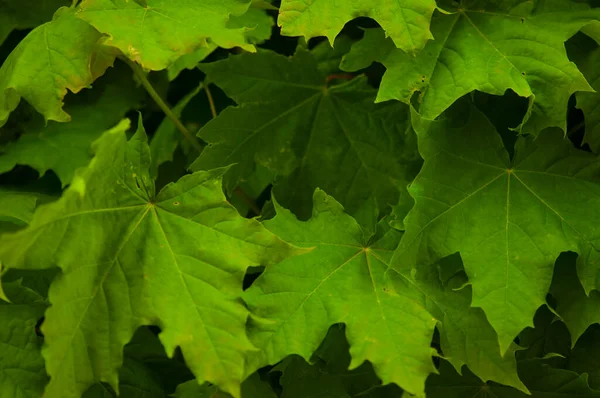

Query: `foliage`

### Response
(1, 0, 600, 397)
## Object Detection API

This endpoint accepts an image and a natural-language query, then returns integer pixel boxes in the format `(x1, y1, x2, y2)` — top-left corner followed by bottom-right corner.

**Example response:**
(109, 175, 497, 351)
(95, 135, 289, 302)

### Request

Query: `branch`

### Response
(120, 56, 205, 153)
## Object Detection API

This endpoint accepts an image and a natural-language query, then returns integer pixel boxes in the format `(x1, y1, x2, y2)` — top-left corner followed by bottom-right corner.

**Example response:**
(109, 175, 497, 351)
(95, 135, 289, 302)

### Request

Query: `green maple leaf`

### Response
(243, 189, 438, 397)
(341, 2, 599, 135)
(392, 101, 600, 356)
(0, 281, 48, 398)
(76, 0, 255, 71)
(277, 0, 437, 54)
(426, 359, 600, 397)
(0, 65, 143, 186)
(0, 6, 116, 127)
(192, 50, 421, 220)
(0, 0, 70, 45)
(0, 119, 303, 398)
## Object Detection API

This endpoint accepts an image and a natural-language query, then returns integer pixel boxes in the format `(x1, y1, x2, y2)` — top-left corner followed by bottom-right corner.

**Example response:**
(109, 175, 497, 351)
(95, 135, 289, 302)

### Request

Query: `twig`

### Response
(325, 73, 355, 86)
(120, 56, 205, 153)
(204, 84, 217, 119)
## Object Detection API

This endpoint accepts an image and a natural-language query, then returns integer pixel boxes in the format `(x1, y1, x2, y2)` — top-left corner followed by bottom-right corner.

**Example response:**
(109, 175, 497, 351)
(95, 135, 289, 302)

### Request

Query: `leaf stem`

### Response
(204, 84, 217, 119)
(120, 56, 205, 153)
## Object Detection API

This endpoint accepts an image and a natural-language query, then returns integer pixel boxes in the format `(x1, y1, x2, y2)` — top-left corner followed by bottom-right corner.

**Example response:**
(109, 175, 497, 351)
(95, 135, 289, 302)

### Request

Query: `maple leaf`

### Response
(76, 0, 255, 71)
(0, 6, 116, 127)
(0, 65, 143, 186)
(192, 50, 421, 220)
(277, 0, 436, 54)
(0, 0, 69, 45)
(392, 101, 600, 356)
(341, 2, 599, 135)
(0, 118, 304, 398)
(0, 281, 48, 398)
(243, 189, 438, 397)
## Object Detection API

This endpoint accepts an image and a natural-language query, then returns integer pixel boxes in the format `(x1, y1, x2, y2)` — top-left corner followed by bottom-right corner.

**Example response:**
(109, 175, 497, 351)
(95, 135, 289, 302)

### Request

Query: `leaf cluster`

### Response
(1, 0, 600, 397)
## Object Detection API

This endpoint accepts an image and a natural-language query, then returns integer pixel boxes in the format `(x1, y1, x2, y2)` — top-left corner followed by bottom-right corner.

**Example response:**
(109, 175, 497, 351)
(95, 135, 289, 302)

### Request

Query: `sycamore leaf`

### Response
(192, 50, 421, 220)
(0, 118, 304, 398)
(76, 0, 255, 71)
(0, 65, 143, 186)
(166, 6, 273, 81)
(0, 6, 116, 127)
(392, 102, 600, 355)
(173, 373, 276, 398)
(341, 3, 599, 135)
(427, 359, 600, 397)
(277, 0, 436, 54)
(243, 189, 438, 397)
(0, 281, 48, 398)
(0, 189, 38, 228)
(0, 0, 70, 45)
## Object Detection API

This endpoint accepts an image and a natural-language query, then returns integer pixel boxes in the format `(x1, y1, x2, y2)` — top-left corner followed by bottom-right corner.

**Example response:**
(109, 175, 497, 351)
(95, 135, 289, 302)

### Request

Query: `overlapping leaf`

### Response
(76, 0, 256, 71)
(0, 119, 303, 398)
(173, 373, 276, 398)
(0, 0, 69, 45)
(0, 6, 116, 127)
(392, 102, 600, 355)
(341, 2, 599, 135)
(277, 0, 436, 54)
(192, 50, 421, 220)
(0, 65, 143, 186)
(571, 39, 600, 152)
(243, 189, 438, 396)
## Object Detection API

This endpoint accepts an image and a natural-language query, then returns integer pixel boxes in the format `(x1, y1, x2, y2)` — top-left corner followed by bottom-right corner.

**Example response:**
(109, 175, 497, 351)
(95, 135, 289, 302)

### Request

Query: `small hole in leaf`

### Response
(521, 18, 525, 23)
(421, 76, 426, 82)
(521, 72, 526, 76)
(173, 201, 180, 205)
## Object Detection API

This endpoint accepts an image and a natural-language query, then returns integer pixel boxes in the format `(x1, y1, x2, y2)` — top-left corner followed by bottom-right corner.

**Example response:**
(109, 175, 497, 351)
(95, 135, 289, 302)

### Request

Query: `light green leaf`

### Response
(0, 64, 143, 186)
(427, 359, 600, 397)
(277, 0, 436, 54)
(0, 281, 48, 398)
(392, 102, 600, 355)
(243, 189, 437, 397)
(0, 6, 116, 127)
(76, 0, 255, 71)
(0, 0, 70, 45)
(0, 189, 38, 227)
(341, 3, 598, 135)
(192, 50, 421, 221)
(0, 118, 304, 398)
